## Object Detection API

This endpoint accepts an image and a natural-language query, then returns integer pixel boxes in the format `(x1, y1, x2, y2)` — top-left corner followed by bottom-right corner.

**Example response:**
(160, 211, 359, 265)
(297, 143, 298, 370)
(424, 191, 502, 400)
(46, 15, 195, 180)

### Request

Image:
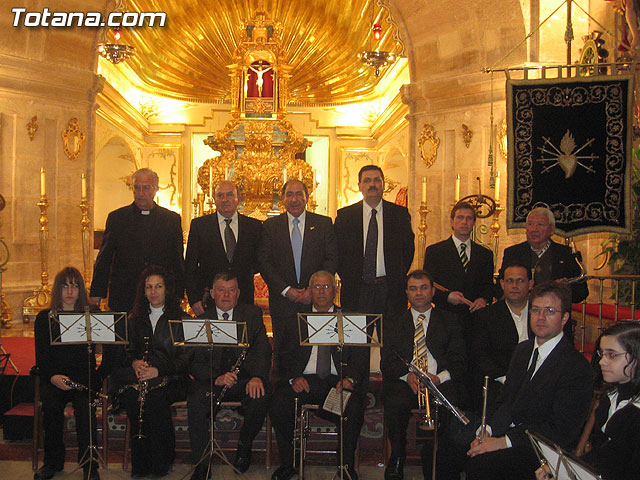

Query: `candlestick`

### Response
(81, 173, 87, 200)
(494, 172, 500, 202)
(455, 174, 460, 202)
(421, 177, 427, 203)
(40, 168, 46, 197)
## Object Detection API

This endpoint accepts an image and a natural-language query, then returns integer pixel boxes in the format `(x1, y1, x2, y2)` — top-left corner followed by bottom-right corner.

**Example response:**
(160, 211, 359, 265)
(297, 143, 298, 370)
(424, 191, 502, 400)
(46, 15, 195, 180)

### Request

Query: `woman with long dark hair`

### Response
(114, 265, 189, 478)
(34, 267, 100, 480)
(536, 321, 640, 480)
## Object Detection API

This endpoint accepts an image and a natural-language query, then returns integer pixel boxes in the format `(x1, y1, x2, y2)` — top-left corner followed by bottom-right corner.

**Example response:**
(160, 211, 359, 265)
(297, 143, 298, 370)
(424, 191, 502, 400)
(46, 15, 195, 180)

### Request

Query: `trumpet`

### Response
(415, 358, 435, 430)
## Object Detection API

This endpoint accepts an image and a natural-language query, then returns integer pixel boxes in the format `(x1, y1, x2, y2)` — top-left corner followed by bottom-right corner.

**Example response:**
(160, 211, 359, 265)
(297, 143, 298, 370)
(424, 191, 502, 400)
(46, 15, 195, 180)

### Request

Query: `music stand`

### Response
(527, 430, 602, 480)
(170, 318, 248, 479)
(0, 327, 19, 374)
(297, 312, 382, 480)
(49, 308, 127, 475)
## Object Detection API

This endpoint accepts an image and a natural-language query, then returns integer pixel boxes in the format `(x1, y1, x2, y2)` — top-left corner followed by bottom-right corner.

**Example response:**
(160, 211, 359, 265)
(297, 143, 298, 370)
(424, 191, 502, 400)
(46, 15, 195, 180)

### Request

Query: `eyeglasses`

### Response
(596, 350, 627, 361)
(311, 284, 332, 290)
(530, 306, 561, 316)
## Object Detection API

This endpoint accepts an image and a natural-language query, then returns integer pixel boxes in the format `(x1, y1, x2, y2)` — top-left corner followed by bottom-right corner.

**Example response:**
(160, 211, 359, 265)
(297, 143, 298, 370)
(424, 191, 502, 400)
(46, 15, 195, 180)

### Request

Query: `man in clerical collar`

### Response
(187, 273, 271, 479)
(90, 168, 184, 313)
(269, 270, 367, 480)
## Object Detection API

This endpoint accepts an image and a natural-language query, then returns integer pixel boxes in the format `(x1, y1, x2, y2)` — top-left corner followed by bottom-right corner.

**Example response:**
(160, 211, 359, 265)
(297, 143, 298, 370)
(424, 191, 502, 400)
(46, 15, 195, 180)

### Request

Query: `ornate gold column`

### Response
(80, 175, 92, 289)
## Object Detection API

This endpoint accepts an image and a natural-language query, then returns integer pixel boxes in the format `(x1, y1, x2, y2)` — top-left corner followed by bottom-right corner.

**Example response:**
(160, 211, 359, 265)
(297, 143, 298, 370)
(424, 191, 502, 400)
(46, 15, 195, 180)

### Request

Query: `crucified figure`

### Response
(249, 63, 273, 96)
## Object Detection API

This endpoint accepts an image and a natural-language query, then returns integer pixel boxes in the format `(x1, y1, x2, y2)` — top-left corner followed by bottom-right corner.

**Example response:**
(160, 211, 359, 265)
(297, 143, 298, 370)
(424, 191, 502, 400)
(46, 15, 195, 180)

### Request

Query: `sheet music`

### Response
(322, 387, 351, 415)
(58, 313, 116, 343)
(307, 315, 338, 343)
(342, 315, 367, 344)
(182, 319, 238, 344)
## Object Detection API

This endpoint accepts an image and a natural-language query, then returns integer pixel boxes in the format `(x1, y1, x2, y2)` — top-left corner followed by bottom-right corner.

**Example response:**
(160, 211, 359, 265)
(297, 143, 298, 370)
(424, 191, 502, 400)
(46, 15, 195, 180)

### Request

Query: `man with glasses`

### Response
(470, 262, 534, 414)
(462, 282, 593, 480)
(90, 168, 184, 312)
(269, 270, 367, 480)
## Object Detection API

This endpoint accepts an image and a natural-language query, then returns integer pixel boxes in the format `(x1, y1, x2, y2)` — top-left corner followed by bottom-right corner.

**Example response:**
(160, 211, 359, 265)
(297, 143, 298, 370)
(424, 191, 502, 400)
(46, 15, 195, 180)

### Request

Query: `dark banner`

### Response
(507, 76, 633, 236)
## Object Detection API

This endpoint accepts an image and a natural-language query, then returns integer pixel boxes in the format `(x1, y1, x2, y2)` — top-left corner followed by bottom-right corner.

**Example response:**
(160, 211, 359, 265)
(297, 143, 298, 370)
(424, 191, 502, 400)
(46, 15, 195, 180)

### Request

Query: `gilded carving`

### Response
(27, 115, 38, 141)
(462, 124, 473, 148)
(418, 123, 440, 168)
(61, 118, 86, 161)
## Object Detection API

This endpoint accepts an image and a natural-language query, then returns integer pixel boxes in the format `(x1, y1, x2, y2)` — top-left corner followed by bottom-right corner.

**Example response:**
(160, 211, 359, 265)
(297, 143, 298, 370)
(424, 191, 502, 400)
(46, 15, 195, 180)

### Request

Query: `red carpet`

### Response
(1, 337, 35, 376)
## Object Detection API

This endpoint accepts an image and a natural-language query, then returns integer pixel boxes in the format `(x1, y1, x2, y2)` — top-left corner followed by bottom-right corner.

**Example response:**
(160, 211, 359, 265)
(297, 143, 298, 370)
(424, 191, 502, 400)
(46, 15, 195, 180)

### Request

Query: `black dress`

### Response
(112, 305, 190, 476)
(34, 309, 101, 469)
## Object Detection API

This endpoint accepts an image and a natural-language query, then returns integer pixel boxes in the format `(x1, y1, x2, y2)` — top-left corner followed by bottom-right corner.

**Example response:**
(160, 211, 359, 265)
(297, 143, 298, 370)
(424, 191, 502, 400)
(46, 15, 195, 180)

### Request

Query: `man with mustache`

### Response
(334, 165, 415, 339)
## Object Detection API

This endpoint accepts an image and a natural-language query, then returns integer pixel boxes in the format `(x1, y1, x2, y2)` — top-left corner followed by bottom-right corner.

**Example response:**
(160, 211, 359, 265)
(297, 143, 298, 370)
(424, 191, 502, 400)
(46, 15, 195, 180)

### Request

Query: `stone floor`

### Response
(0, 461, 426, 479)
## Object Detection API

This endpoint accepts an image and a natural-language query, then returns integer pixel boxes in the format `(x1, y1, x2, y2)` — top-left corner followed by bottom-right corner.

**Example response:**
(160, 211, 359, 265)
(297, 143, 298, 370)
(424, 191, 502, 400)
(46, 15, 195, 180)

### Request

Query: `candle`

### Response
(454, 174, 460, 202)
(298, 169, 303, 181)
(421, 177, 427, 203)
(209, 166, 213, 199)
(40, 168, 46, 197)
(495, 171, 500, 202)
(225, 167, 230, 181)
(81, 173, 87, 199)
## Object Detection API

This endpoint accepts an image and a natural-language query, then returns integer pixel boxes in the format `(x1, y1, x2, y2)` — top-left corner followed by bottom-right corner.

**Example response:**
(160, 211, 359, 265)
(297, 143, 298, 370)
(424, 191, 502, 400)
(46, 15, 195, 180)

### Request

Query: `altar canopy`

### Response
(507, 76, 634, 236)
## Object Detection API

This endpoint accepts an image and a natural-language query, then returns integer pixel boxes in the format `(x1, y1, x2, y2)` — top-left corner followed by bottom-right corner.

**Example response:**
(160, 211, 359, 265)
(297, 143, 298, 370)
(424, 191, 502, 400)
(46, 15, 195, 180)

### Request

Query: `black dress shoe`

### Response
(234, 444, 252, 473)
(34, 464, 63, 480)
(271, 465, 297, 480)
(384, 457, 405, 480)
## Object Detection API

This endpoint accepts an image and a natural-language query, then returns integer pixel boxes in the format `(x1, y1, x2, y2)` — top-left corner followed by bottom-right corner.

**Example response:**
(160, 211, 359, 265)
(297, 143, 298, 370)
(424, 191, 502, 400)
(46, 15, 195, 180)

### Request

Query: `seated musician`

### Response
(34, 267, 101, 480)
(112, 265, 190, 478)
(187, 273, 271, 480)
(269, 270, 368, 480)
(381, 269, 467, 480)
(434, 282, 593, 480)
(536, 321, 640, 480)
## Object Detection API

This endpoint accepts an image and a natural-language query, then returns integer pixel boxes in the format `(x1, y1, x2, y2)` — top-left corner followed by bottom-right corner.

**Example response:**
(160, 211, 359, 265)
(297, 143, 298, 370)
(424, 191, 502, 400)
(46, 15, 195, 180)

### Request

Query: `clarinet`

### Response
(214, 345, 249, 413)
(135, 336, 152, 439)
(62, 378, 108, 400)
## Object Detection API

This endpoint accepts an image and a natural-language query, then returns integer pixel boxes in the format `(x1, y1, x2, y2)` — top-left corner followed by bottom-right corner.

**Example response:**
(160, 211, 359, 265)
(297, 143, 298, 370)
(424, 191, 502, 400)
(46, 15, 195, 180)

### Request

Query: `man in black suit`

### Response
(499, 207, 588, 338)
(90, 168, 184, 312)
(462, 282, 593, 480)
(269, 270, 368, 480)
(423, 202, 494, 346)
(334, 165, 415, 334)
(258, 179, 338, 374)
(185, 180, 262, 314)
(470, 262, 534, 414)
(381, 269, 466, 480)
(187, 273, 271, 480)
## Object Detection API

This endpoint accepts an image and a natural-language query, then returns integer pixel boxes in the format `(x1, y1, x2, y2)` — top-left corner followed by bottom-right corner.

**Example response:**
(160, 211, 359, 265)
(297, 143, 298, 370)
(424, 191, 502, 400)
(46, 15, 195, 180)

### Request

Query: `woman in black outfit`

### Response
(536, 321, 640, 480)
(114, 265, 190, 478)
(34, 267, 100, 480)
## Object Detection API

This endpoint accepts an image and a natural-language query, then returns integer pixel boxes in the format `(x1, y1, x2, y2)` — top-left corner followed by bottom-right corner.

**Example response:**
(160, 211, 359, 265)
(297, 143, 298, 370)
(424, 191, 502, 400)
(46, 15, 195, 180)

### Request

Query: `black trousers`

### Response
(120, 379, 186, 476)
(382, 379, 419, 460)
(40, 381, 97, 468)
(269, 374, 365, 468)
(187, 378, 271, 464)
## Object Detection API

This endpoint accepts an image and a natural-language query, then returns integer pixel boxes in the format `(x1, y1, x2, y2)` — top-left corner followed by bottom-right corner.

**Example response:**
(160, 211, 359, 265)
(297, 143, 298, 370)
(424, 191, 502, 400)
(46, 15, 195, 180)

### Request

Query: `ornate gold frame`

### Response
(418, 123, 440, 168)
(61, 118, 86, 161)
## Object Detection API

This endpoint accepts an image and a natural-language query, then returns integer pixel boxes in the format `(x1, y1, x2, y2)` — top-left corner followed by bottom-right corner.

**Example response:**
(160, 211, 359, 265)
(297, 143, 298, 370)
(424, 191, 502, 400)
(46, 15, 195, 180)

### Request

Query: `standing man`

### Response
(499, 207, 588, 324)
(258, 179, 337, 375)
(463, 282, 593, 480)
(185, 180, 262, 314)
(335, 165, 415, 335)
(381, 270, 466, 480)
(423, 202, 494, 337)
(90, 168, 184, 312)
(470, 262, 533, 414)
(269, 271, 368, 480)
(187, 273, 271, 480)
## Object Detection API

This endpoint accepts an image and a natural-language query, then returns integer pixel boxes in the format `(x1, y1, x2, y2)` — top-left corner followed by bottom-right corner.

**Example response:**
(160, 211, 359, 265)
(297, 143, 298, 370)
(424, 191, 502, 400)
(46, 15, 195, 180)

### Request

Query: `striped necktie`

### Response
(414, 314, 427, 360)
(459, 243, 469, 271)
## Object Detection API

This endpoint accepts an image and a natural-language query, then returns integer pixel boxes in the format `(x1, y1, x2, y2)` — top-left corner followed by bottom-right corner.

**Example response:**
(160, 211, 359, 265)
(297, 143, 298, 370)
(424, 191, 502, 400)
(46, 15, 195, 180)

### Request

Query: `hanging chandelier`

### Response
(359, 2, 396, 76)
(96, 1, 136, 65)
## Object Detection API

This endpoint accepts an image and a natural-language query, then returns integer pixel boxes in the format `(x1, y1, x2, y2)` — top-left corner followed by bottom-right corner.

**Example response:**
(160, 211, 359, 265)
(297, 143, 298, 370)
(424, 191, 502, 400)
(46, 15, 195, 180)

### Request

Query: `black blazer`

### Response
(499, 240, 588, 303)
(190, 303, 271, 382)
(381, 308, 467, 404)
(277, 307, 368, 391)
(185, 212, 262, 306)
(470, 300, 532, 382)
(489, 337, 593, 450)
(258, 211, 338, 319)
(423, 237, 494, 313)
(334, 200, 415, 312)
(90, 202, 185, 311)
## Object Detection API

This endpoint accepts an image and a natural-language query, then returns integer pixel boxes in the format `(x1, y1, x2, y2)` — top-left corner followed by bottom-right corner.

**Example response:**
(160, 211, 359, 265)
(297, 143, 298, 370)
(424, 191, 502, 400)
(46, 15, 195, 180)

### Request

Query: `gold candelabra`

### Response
(417, 202, 431, 268)
(490, 201, 504, 272)
(23, 193, 51, 321)
(80, 198, 92, 289)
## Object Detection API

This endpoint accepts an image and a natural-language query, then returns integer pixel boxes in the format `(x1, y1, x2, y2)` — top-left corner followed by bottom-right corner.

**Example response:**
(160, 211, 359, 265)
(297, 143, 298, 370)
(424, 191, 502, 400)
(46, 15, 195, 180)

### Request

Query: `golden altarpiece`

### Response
(195, 7, 314, 219)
